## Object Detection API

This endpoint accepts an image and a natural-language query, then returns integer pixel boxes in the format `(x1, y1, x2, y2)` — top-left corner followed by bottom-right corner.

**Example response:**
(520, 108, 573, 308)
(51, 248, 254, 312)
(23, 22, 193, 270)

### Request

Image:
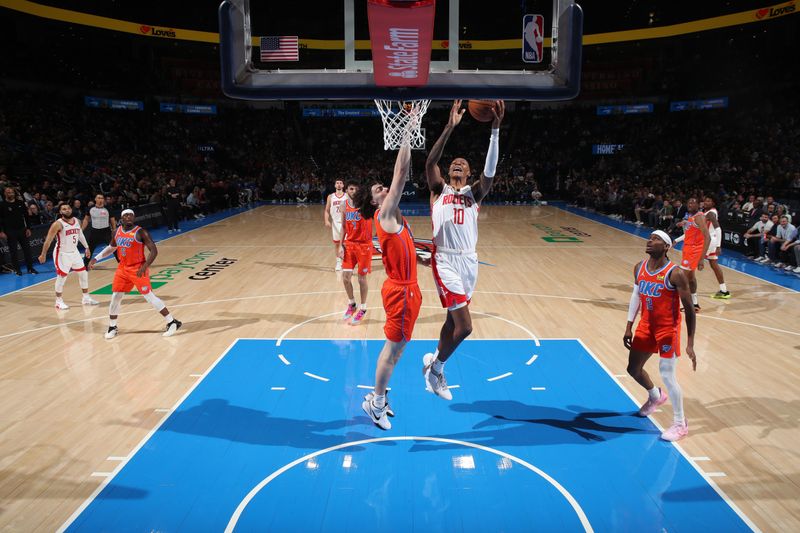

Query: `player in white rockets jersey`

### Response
(422, 99, 505, 400)
(324, 179, 348, 274)
(38, 203, 99, 309)
(702, 195, 730, 299)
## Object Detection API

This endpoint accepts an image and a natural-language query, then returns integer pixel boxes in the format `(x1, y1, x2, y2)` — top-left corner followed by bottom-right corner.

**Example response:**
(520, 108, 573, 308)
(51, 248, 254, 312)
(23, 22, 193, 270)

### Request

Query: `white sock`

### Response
(109, 318, 117, 327)
(165, 313, 174, 323)
(359, 303, 367, 310)
(348, 299, 356, 306)
(56, 297, 64, 303)
(432, 359, 444, 373)
(647, 386, 660, 401)
(720, 283, 727, 292)
(372, 394, 386, 408)
(691, 293, 698, 305)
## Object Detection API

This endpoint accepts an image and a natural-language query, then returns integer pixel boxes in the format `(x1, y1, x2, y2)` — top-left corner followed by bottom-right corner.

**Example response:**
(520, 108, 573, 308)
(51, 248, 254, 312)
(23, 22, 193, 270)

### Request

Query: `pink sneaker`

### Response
(638, 388, 668, 417)
(351, 308, 367, 325)
(661, 419, 689, 441)
(342, 304, 357, 320)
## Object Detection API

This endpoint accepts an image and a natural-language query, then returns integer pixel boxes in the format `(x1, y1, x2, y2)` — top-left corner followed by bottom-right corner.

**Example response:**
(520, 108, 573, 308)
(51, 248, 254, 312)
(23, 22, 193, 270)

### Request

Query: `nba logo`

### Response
(522, 14, 544, 64)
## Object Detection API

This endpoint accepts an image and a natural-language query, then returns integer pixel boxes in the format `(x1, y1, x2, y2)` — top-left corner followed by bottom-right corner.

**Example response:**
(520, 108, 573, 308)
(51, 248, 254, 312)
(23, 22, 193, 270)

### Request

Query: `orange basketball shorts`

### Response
(342, 242, 373, 275)
(631, 319, 682, 358)
(112, 265, 152, 294)
(381, 279, 422, 343)
(680, 245, 703, 271)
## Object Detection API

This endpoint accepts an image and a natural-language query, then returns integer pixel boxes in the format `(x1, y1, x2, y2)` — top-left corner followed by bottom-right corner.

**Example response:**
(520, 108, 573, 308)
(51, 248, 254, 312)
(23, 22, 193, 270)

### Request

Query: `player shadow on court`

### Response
(111, 399, 373, 451)
(682, 396, 800, 438)
(409, 400, 654, 449)
(256, 261, 335, 273)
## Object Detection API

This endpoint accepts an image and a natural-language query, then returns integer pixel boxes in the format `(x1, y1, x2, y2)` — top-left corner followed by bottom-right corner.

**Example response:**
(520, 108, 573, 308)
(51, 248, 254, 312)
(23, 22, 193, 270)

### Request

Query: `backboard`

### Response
(219, 0, 583, 101)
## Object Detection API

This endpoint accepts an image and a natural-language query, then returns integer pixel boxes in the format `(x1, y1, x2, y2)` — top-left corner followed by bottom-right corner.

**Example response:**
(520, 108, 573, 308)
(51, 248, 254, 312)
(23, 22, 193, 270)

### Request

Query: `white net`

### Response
(374, 99, 431, 150)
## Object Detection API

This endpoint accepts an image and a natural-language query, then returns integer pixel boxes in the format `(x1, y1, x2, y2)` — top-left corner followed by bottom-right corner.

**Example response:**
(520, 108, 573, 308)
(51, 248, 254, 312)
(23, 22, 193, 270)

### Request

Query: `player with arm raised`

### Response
(422, 99, 505, 400)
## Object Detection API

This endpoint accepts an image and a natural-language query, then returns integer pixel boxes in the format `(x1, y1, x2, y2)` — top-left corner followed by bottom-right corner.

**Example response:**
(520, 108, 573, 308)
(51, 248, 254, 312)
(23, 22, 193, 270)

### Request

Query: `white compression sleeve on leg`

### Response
(95, 245, 116, 261)
(627, 284, 641, 322)
(142, 291, 166, 312)
(109, 291, 124, 315)
(55, 274, 67, 292)
(659, 357, 684, 423)
(483, 128, 500, 178)
(77, 270, 88, 289)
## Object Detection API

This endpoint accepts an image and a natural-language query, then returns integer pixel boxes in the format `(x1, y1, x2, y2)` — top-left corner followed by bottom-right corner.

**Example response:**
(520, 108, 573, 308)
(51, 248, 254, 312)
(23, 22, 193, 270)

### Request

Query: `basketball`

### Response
(468, 100, 500, 122)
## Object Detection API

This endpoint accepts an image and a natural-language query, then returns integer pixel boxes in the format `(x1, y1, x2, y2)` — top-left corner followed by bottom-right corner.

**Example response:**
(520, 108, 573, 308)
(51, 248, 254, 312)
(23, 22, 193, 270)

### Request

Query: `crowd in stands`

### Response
(2, 86, 799, 274)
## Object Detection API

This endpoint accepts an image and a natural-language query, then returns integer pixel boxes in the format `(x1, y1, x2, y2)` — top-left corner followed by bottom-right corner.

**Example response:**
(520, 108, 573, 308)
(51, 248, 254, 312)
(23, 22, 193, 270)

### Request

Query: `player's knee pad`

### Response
(142, 291, 166, 312)
(77, 270, 89, 289)
(109, 292, 124, 315)
(54, 275, 67, 292)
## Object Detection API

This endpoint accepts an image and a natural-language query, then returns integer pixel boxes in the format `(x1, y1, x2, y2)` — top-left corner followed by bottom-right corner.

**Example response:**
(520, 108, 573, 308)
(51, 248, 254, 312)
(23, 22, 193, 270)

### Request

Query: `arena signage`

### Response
(139, 25, 176, 38)
(532, 223, 583, 243)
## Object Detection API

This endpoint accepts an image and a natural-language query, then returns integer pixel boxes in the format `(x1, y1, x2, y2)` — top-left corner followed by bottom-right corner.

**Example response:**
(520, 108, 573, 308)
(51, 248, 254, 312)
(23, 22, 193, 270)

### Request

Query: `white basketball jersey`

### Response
(56, 218, 82, 254)
(329, 192, 346, 225)
(705, 208, 722, 238)
(432, 184, 479, 252)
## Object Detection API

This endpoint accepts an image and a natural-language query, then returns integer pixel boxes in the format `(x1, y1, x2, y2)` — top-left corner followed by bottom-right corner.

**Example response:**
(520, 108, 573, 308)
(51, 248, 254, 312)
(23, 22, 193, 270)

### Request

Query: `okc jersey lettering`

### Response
(638, 280, 663, 297)
(636, 260, 680, 327)
(115, 226, 146, 267)
(116, 236, 135, 249)
(343, 201, 373, 243)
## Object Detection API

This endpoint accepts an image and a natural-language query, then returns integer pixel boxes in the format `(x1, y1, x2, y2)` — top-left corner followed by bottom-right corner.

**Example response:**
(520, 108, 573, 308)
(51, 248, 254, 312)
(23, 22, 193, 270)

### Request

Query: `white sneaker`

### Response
(55, 300, 69, 310)
(362, 398, 391, 430)
(364, 392, 394, 417)
(774, 262, 785, 269)
(423, 353, 453, 400)
(104, 326, 118, 339)
(163, 319, 182, 337)
(82, 296, 99, 305)
(785, 264, 795, 271)
(794, 266, 800, 274)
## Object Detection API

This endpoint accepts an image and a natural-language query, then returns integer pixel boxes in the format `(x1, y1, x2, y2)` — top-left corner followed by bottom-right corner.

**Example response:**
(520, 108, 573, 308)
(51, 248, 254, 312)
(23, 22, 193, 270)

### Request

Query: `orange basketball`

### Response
(468, 100, 499, 122)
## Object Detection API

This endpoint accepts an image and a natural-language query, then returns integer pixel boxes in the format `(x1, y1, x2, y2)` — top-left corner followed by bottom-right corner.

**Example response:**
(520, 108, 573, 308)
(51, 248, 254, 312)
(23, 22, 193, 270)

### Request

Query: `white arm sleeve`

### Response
(627, 283, 641, 322)
(673, 234, 684, 244)
(483, 128, 500, 178)
(95, 245, 116, 260)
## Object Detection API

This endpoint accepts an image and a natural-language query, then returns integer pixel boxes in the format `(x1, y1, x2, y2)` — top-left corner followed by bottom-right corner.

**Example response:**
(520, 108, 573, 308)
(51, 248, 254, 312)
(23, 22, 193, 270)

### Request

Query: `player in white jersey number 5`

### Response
(423, 99, 505, 400)
(38, 203, 99, 309)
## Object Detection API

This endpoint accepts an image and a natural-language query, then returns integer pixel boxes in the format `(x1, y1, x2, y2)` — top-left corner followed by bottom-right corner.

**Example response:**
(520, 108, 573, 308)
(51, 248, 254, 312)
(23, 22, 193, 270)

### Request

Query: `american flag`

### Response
(260, 36, 299, 62)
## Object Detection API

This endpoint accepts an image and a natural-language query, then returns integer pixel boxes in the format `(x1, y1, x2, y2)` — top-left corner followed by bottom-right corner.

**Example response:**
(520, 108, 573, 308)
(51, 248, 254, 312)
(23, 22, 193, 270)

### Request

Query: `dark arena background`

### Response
(0, 1, 798, 531)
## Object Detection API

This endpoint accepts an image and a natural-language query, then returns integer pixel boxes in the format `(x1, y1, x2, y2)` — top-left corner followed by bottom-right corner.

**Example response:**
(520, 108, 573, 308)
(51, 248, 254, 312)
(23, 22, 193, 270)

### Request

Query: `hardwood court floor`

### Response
(0, 204, 797, 531)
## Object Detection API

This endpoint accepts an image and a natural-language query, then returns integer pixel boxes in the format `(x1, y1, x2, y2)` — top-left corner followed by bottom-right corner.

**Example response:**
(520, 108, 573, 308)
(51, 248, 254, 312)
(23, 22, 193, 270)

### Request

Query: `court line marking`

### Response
(189, 373, 202, 378)
(575, 338, 761, 533)
(0, 204, 263, 299)
(707, 472, 728, 478)
(277, 354, 291, 365)
(153, 408, 170, 413)
(447, 384, 461, 389)
(526, 354, 538, 365)
(531, 387, 547, 391)
(275, 306, 541, 347)
(270, 387, 286, 391)
(692, 457, 712, 462)
(487, 372, 513, 382)
(57, 339, 241, 533)
(224, 436, 593, 533)
(554, 204, 798, 294)
(3, 287, 796, 341)
(106, 456, 127, 461)
(303, 372, 330, 382)
(90, 472, 112, 478)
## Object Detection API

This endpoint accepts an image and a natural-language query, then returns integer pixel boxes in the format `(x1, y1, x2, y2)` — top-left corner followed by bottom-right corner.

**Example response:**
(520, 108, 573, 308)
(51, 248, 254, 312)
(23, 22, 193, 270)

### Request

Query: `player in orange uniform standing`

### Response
(88, 209, 181, 339)
(624, 230, 697, 441)
(675, 197, 710, 312)
(354, 133, 425, 429)
(324, 179, 347, 275)
(338, 181, 373, 325)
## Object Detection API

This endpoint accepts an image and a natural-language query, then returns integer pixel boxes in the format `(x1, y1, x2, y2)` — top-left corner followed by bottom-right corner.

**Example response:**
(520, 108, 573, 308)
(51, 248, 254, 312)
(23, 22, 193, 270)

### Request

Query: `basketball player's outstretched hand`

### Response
(491, 100, 505, 128)
(449, 100, 465, 128)
(686, 345, 697, 371)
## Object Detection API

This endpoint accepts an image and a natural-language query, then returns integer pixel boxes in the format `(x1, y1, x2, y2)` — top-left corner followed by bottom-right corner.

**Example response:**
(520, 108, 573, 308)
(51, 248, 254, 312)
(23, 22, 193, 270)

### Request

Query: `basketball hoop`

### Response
(374, 99, 430, 150)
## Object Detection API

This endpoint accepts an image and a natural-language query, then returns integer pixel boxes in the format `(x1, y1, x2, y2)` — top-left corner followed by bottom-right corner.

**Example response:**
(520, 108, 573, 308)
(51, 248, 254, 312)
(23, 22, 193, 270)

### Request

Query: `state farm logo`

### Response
(385, 27, 420, 79)
(139, 25, 177, 38)
(756, 2, 795, 19)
